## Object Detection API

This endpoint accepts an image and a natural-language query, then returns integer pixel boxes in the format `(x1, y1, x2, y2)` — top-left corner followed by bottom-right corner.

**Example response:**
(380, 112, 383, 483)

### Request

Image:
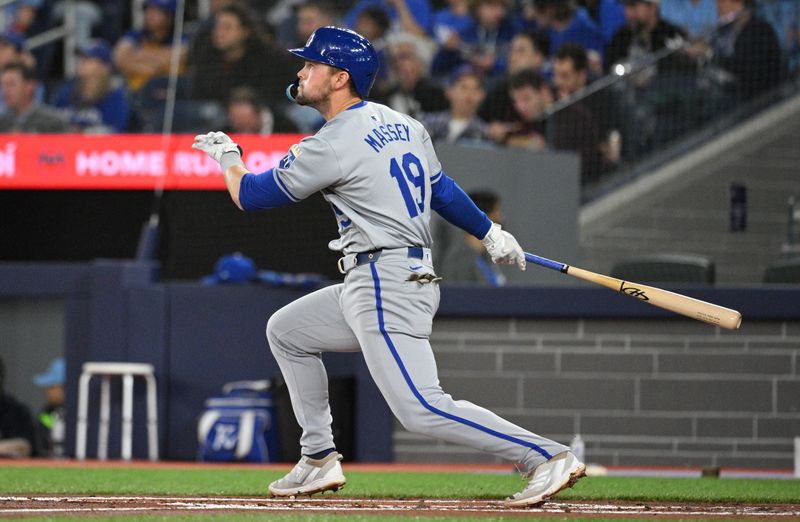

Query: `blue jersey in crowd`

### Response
(53, 78, 130, 132)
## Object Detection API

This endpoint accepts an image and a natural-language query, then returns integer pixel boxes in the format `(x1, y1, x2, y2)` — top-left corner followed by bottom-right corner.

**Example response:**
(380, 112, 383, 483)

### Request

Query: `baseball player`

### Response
(193, 26, 584, 507)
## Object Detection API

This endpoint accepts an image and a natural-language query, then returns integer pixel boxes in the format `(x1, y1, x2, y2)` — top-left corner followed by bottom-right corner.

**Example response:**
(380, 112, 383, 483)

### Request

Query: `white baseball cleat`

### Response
(505, 451, 586, 507)
(268, 451, 347, 497)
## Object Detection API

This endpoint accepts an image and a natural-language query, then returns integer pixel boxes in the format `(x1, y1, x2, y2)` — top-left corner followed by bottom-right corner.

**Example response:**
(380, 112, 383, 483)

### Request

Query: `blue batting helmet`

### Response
(288, 26, 379, 98)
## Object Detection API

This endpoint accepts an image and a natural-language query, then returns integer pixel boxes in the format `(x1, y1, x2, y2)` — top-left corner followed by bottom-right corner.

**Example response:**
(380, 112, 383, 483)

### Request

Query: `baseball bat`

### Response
(524, 252, 742, 330)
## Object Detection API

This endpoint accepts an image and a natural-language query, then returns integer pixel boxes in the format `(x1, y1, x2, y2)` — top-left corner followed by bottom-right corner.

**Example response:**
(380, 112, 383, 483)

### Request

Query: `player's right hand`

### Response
(481, 223, 526, 271)
(192, 131, 243, 163)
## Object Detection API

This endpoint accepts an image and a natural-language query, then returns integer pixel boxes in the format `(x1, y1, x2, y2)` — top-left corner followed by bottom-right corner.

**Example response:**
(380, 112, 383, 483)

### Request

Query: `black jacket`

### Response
(605, 19, 690, 74)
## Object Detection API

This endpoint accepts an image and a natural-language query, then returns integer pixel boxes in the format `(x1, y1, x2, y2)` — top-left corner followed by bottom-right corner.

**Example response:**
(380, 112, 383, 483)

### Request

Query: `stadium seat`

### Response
(611, 253, 716, 284)
(763, 258, 800, 283)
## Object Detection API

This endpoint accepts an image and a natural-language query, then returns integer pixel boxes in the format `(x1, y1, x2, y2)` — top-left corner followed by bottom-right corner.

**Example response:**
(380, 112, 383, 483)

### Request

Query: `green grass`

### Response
(1, 467, 798, 503)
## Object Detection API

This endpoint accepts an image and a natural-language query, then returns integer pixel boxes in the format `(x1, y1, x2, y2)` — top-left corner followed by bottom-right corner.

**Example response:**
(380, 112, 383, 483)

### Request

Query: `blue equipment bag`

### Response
(197, 380, 280, 462)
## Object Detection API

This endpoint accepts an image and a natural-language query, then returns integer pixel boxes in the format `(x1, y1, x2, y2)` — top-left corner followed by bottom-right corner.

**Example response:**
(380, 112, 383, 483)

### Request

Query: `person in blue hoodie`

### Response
(53, 39, 130, 133)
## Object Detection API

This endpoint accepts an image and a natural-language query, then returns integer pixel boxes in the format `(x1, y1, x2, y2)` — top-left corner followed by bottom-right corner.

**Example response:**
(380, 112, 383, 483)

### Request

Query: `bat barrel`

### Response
(523, 253, 743, 330)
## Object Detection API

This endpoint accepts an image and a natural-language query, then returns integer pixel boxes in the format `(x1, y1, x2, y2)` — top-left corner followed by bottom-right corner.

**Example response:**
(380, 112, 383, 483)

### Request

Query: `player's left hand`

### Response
(192, 131, 243, 163)
(481, 223, 526, 271)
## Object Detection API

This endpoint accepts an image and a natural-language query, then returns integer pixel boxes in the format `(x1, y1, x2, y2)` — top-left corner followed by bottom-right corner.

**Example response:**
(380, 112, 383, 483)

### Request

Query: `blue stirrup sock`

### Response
(304, 448, 336, 460)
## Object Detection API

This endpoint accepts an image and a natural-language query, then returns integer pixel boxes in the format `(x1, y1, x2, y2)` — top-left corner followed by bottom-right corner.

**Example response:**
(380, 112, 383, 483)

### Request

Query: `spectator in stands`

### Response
(1, 0, 41, 37)
(552, 42, 589, 100)
(422, 65, 488, 144)
(344, 0, 433, 37)
(356, 5, 392, 44)
(531, 0, 605, 72)
(32, 357, 65, 458)
(479, 30, 549, 131)
(0, 63, 68, 132)
(355, 6, 393, 90)
(0, 356, 38, 458)
(500, 68, 603, 184)
(374, 33, 447, 118)
(294, 0, 337, 46)
(224, 86, 298, 134)
(659, 0, 718, 39)
(431, 0, 516, 80)
(439, 191, 507, 286)
(551, 44, 604, 182)
(606, 0, 710, 157)
(758, 1, 799, 75)
(605, 0, 687, 74)
(710, 0, 784, 101)
(0, 31, 33, 69)
(113, 0, 187, 93)
(52, 39, 130, 133)
(188, 0, 236, 71)
(491, 68, 550, 148)
(0, 30, 39, 113)
(189, 3, 294, 107)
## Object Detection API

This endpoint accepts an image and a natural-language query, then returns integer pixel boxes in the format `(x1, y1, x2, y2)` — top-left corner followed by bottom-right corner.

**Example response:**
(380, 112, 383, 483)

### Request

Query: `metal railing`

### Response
(1, 0, 78, 76)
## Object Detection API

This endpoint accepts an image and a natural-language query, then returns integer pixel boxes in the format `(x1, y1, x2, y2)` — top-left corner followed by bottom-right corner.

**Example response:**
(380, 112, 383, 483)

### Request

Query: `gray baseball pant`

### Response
(266, 249, 567, 472)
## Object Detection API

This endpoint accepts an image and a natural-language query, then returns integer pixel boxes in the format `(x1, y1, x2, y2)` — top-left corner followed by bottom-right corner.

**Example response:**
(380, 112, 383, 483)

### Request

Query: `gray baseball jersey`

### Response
(272, 101, 438, 253)
(266, 100, 567, 472)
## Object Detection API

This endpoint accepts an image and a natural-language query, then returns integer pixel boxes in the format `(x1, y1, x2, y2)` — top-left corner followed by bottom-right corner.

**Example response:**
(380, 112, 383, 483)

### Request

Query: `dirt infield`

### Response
(2, 495, 799, 519)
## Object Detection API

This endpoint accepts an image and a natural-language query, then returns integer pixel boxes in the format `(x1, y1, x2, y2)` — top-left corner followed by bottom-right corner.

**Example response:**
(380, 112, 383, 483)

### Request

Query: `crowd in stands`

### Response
(0, 0, 797, 185)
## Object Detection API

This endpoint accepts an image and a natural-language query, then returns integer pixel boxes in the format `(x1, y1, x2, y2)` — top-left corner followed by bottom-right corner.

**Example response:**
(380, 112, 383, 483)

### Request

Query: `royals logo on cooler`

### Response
(0, 142, 17, 177)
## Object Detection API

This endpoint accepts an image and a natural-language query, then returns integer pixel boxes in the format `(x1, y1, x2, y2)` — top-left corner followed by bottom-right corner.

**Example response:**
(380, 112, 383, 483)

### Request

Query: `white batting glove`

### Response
(481, 223, 526, 271)
(192, 131, 243, 166)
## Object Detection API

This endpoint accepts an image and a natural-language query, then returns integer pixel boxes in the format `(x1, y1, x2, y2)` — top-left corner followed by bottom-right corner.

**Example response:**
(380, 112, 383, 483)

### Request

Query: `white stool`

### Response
(75, 362, 158, 461)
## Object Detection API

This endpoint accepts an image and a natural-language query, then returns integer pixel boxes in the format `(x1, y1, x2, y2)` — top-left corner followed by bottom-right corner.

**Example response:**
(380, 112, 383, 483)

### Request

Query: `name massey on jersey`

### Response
(363, 123, 411, 153)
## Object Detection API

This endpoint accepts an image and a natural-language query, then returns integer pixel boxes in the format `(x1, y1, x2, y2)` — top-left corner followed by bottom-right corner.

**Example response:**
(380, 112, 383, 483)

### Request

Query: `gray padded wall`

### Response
(434, 145, 581, 285)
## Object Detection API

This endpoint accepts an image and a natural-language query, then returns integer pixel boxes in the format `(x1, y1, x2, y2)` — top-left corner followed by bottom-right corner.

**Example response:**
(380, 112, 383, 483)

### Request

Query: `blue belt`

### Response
(354, 247, 424, 267)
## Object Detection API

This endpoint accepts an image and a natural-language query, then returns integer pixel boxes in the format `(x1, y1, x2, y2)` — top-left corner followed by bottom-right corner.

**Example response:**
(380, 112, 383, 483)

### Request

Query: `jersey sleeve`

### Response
(271, 135, 343, 202)
(422, 129, 443, 184)
(423, 126, 491, 239)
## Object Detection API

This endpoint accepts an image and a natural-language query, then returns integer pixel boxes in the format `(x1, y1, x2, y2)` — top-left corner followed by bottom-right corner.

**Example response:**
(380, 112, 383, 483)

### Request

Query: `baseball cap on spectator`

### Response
(33, 357, 65, 387)
(447, 64, 481, 86)
(201, 252, 257, 284)
(77, 39, 112, 66)
(144, 0, 177, 14)
(0, 31, 25, 52)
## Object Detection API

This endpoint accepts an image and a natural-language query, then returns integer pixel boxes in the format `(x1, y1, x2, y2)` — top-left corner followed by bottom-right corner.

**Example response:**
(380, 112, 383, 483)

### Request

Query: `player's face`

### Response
(294, 60, 335, 106)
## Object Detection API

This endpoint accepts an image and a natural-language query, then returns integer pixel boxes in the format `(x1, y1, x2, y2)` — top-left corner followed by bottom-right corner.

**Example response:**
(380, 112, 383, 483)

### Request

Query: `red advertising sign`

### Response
(0, 134, 307, 189)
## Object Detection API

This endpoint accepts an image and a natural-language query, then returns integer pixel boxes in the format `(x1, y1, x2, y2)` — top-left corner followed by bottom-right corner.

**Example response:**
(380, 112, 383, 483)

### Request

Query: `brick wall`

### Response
(393, 318, 800, 469)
